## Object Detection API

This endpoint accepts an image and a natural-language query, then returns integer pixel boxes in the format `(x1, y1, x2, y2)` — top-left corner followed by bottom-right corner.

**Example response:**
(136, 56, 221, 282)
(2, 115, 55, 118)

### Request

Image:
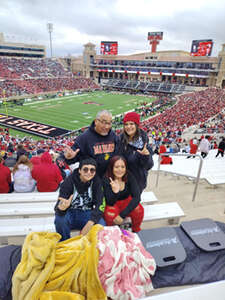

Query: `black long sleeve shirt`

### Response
(55, 169, 105, 224)
(102, 171, 141, 219)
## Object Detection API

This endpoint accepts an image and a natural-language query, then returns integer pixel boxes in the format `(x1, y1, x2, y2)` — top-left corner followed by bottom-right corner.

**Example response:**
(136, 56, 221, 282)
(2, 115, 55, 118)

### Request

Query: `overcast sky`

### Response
(1, 0, 225, 58)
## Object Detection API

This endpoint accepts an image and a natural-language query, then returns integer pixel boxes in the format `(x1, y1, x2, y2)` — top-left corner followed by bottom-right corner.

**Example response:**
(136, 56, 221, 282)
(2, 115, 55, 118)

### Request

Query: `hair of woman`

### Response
(122, 124, 141, 147)
(13, 155, 33, 173)
(105, 155, 128, 182)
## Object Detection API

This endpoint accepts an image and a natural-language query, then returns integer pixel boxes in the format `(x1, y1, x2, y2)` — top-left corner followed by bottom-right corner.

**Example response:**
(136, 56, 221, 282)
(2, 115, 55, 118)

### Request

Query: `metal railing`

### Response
(156, 153, 204, 202)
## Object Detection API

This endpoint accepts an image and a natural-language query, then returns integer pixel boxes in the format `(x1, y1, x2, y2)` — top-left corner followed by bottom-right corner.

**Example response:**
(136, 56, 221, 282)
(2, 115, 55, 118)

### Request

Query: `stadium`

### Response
(0, 28, 225, 300)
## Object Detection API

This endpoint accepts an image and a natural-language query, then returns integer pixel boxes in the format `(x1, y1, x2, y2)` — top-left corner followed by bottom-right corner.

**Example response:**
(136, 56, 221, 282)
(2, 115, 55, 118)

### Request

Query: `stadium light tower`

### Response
(47, 22, 53, 57)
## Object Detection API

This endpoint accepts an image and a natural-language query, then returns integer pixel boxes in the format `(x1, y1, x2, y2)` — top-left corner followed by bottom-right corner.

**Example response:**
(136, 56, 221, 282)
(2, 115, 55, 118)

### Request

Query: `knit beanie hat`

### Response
(123, 112, 140, 126)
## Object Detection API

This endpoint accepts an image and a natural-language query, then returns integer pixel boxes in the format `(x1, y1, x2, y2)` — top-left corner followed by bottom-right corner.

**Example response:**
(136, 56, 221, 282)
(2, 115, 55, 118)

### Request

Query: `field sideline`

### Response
(0, 91, 155, 139)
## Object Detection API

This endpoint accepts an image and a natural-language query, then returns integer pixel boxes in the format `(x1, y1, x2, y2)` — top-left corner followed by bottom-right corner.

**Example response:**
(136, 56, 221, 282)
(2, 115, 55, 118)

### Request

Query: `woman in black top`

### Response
(103, 155, 144, 232)
(119, 112, 153, 193)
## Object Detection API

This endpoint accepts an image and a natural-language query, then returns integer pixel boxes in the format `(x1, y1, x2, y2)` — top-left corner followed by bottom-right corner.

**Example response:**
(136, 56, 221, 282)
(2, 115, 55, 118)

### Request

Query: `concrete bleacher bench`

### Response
(206, 174, 225, 186)
(123, 202, 185, 227)
(0, 191, 158, 218)
(143, 202, 185, 224)
(140, 280, 225, 300)
(0, 201, 184, 244)
(141, 191, 158, 205)
(0, 191, 157, 204)
(0, 202, 55, 218)
(0, 191, 59, 204)
(0, 216, 55, 245)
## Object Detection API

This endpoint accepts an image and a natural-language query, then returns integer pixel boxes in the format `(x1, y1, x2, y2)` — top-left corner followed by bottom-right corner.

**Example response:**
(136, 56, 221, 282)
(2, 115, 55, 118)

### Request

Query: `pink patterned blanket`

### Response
(97, 226, 156, 300)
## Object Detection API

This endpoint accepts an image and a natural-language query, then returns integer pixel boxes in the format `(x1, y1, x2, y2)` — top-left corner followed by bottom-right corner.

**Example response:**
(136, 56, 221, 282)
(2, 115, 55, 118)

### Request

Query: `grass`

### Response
(0, 91, 155, 139)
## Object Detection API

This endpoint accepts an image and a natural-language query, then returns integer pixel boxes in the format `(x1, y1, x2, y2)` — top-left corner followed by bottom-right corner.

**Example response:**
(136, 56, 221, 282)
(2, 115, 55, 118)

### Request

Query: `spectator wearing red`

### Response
(187, 138, 198, 158)
(159, 142, 173, 165)
(213, 141, 218, 149)
(32, 152, 63, 192)
(30, 149, 45, 165)
(0, 155, 12, 193)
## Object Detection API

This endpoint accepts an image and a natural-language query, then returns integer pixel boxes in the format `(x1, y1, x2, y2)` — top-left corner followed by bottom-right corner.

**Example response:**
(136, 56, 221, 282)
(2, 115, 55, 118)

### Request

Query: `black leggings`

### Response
(215, 150, 224, 157)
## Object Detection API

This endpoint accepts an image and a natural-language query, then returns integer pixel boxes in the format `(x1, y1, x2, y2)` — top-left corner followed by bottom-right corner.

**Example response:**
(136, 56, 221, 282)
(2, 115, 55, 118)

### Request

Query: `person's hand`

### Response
(64, 146, 80, 159)
(113, 215, 124, 225)
(109, 177, 120, 193)
(137, 143, 149, 155)
(58, 194, 73, 210)
(80, 220, 94, 235)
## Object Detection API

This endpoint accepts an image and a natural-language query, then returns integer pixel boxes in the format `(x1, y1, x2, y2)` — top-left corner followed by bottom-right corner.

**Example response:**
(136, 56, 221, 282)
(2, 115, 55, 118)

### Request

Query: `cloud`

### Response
(0, 0, 224, 57)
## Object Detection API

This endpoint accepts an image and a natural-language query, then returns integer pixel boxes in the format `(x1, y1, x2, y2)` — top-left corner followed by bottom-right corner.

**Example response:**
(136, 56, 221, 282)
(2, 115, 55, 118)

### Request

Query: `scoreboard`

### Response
(191, 40, 213, 57)
(100, 41, 118, 55)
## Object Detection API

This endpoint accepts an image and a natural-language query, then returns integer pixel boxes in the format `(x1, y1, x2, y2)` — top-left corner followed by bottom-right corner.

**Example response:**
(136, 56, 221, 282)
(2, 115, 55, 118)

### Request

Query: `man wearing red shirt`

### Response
(0, 155, 12, 193)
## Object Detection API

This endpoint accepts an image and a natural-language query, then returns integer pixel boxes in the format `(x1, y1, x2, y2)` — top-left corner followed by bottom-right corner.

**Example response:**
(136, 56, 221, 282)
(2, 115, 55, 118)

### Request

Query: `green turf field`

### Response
(0, 91, 155, 139)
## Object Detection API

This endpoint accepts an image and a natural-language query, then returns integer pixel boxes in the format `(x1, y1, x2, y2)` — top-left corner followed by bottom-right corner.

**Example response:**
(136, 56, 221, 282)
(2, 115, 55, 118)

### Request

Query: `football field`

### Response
(0, 91, 155, 139)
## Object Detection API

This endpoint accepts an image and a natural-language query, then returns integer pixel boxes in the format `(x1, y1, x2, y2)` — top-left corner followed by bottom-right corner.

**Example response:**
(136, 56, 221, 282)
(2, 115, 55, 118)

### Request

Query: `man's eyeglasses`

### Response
(82, 167, 96, 174)
(97, 119, 112, 126)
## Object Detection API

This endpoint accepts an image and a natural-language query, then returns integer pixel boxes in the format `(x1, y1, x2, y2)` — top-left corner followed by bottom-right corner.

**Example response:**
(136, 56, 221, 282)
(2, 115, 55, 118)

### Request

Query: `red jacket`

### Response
(159, 145, 167, 154)
(32, 152, 63, 192)
(30, 156, 41, 165)
(190, 139, 198, 154)
(0, 164, 11, 193)
(159, 145, 173, 164)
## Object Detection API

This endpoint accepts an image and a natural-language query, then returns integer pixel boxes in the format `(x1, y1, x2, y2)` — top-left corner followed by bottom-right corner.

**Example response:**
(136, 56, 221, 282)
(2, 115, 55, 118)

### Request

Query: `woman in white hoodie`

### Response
(12, 155, 36, 192)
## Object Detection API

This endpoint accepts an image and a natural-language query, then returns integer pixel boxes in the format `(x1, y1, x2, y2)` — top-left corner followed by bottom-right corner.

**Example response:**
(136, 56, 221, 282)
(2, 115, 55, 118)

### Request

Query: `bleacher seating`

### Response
(103, 79, 190, 94)
(152, 150, 225, 187)
(0, 190, 186, 245)
(0, 191, 157, 205)
(140, 280, 225, 300)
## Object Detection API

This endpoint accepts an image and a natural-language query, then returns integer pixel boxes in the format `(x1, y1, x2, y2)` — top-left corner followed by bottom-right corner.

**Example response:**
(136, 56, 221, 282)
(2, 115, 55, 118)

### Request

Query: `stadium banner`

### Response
(0, 114, 71, 138)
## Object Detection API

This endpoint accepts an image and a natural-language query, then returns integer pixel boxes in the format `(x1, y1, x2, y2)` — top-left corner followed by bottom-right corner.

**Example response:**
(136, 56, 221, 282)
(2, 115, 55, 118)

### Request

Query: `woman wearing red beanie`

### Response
(119, 112, 154, 193)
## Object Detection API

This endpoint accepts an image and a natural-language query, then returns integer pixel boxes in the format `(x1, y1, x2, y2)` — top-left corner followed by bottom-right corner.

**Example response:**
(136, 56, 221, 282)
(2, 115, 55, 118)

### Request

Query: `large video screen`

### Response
(100, 41, 118, 55)
(191, 40, 213, 56)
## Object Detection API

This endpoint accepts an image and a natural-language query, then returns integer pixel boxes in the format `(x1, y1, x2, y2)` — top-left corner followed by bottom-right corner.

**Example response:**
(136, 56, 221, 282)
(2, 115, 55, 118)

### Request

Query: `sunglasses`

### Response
(82, 167, 96, 174)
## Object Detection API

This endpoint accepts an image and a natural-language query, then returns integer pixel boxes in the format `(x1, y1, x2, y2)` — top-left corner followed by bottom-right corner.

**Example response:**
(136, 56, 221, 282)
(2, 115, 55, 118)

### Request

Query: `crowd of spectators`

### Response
(139, 88, 225, 145)
(0, 57, 99, 97)
(0, 77, 100, 98)
(0, 86, 225, 193)
(1, 87, 224, 157)
(0, 57, 71, 79)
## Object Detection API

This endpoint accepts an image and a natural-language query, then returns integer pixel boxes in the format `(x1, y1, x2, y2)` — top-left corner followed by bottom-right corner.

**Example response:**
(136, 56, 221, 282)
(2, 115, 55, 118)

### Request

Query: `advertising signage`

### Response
(0, 114, 71, 138)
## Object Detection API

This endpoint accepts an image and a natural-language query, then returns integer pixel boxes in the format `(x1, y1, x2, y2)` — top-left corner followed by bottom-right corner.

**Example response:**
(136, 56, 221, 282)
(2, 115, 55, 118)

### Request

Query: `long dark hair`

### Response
(105, 155, 128, 182)
(121, 124, 141, 148)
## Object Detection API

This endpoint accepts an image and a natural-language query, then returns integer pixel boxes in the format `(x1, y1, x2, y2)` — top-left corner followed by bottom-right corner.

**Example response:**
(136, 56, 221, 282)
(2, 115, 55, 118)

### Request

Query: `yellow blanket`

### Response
(12, 225, 106, 300)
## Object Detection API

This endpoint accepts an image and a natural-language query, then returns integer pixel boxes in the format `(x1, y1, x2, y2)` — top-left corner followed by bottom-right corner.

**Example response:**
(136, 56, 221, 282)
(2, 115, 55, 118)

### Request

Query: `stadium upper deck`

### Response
(0, 32, 45, 58)
(69, 42, 225, 90)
